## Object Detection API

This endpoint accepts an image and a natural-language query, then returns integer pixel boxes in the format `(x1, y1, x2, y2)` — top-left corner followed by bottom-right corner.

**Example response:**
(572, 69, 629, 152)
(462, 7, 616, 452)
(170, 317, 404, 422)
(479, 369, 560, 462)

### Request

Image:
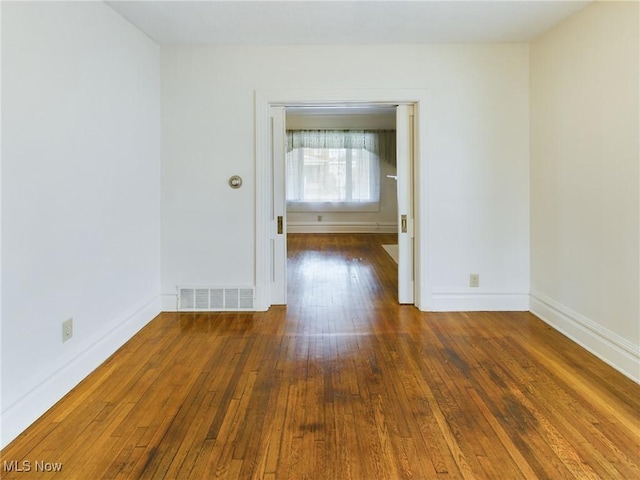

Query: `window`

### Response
(285, 129, 396, 213)
(286, 146, 380, 212)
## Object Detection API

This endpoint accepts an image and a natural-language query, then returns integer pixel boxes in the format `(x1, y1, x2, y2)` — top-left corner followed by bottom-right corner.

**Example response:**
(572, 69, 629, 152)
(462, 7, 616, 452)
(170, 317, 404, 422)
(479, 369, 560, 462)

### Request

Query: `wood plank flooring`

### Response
(2, 233, 639, 479)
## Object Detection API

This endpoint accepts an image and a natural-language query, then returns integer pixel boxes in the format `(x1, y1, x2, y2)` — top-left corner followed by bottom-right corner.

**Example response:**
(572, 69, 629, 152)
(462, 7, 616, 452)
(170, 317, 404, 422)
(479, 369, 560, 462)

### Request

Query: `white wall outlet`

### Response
(62, 318, 73, 342)
(470, 274, 480, 288)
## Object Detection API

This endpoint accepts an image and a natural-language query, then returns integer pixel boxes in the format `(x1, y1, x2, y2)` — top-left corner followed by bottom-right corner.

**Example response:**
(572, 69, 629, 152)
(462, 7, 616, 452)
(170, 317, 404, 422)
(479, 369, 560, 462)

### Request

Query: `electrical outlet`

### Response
(470, 274, 479, 288)
(317, 215, 323, 222)
(62, 318, 73, 342)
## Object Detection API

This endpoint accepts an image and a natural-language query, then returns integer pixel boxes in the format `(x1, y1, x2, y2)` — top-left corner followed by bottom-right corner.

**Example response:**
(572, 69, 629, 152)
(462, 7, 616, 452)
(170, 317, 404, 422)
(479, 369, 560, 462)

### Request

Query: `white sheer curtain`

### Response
(286, 130, 395, 212)
(286, 130, 396, 166)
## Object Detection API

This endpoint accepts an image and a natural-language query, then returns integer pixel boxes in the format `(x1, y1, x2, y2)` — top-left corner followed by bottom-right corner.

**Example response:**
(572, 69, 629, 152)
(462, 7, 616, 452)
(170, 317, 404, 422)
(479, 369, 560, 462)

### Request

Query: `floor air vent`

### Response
(179, 287, 255, 311)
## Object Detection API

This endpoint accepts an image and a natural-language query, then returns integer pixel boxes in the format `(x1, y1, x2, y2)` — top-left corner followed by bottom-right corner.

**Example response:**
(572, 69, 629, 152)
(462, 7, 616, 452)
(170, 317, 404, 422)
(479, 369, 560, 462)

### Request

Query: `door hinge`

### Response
(277, 216, 283, 235)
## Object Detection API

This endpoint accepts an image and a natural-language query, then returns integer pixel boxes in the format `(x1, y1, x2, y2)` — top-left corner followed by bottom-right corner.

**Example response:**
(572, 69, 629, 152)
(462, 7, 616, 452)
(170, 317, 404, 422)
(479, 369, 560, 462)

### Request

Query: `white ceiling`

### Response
(106, 0, 593, 46)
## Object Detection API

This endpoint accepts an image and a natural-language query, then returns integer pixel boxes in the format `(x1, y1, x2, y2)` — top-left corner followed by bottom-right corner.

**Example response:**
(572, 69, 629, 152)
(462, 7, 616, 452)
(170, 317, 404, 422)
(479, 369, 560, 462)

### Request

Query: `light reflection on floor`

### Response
(284, 234, 408, 337)
(289, 251, 379, 307)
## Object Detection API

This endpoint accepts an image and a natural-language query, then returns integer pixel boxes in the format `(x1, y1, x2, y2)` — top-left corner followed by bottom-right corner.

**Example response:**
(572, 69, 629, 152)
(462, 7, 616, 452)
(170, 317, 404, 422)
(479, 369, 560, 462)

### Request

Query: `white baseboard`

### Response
(287, 221, 396, 234)
(530, 292, 640, 383)
(429, 292, 530, 312)
(0, 296, 162, 449)
(161, 293, 178, 311)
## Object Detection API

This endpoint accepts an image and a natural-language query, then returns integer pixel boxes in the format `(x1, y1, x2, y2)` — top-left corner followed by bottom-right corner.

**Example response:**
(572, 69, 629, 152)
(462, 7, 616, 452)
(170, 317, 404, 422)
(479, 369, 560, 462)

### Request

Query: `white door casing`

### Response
(255, 89, 429, 311)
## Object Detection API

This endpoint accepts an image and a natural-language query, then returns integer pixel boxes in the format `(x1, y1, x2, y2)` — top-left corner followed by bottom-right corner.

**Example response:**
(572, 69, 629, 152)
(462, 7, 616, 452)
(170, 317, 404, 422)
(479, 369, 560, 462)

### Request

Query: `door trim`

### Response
(255, 89, 431, 311)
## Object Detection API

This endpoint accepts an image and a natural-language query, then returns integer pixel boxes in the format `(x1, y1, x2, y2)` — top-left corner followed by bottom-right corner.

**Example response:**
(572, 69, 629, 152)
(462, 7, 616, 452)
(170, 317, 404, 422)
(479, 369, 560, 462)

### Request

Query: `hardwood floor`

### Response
(2, 233, 639, 479)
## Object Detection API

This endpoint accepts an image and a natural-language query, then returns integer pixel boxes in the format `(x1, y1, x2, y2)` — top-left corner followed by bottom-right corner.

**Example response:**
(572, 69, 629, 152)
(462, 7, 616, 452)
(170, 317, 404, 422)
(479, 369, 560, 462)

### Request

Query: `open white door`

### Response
(396, 105, 415, 304)
(270, 106, 287, 304)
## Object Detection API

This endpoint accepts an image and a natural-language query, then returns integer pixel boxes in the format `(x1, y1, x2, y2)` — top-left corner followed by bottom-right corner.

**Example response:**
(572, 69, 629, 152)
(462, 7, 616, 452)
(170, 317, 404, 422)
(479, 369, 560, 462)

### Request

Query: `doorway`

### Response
(283, 105, 402, 304)
(254, 89, 427, 311)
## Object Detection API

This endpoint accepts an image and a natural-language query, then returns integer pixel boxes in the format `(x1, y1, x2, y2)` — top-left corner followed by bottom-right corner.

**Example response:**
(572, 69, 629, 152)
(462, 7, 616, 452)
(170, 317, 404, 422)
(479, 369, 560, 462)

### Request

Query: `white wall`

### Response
(161, 44, 530, 311)
(1, 2, 161, 447)
(530, 1, 640, 381)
